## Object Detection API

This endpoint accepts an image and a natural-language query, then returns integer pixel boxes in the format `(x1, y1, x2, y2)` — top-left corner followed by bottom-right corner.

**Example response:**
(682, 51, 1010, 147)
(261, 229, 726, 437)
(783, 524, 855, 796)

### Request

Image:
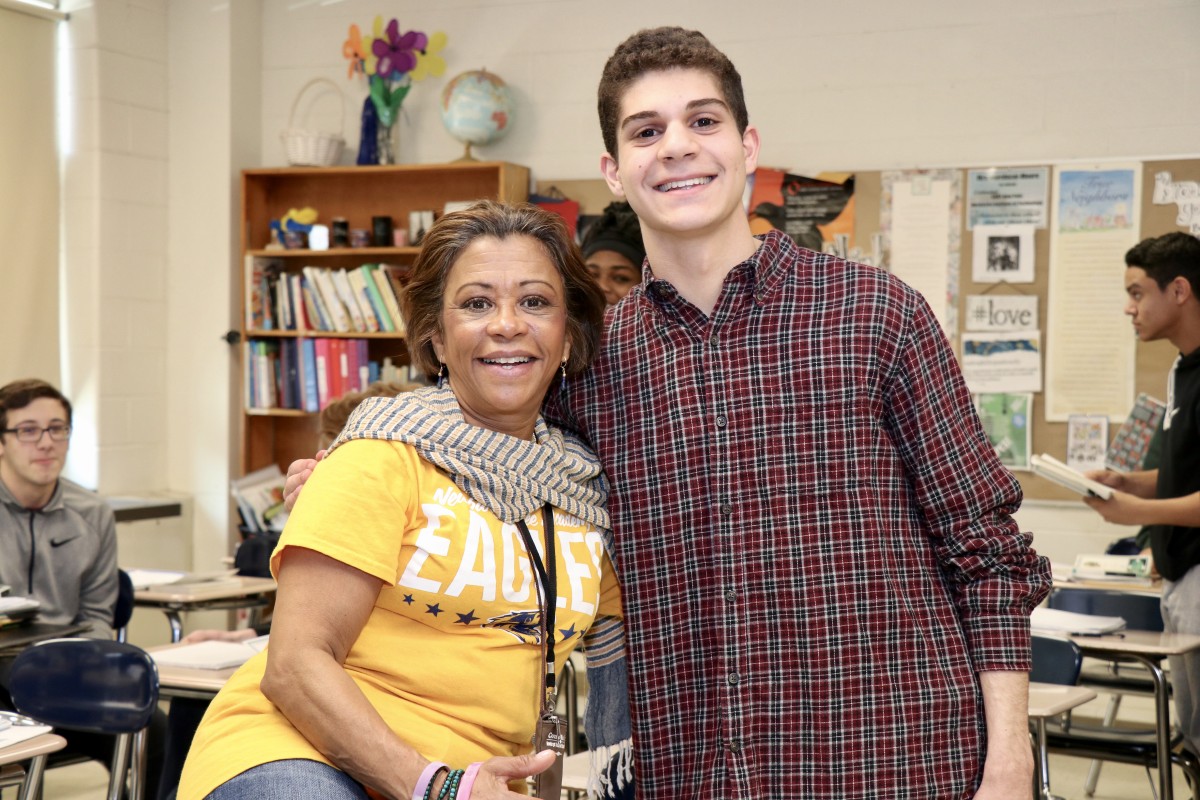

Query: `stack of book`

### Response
(246, 258, 408, 335)
(245, 337, 391, 412)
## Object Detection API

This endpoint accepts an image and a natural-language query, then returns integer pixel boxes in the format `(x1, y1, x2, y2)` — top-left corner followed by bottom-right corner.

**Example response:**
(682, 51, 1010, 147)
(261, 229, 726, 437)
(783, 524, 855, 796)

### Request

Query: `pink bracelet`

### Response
(412, 761, 448, 800)
(457, 762, 483, 800)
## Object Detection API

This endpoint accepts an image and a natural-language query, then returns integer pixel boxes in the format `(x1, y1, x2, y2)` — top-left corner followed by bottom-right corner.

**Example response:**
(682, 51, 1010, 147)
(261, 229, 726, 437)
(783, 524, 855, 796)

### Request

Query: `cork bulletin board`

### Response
(539, 159, 1198, 501)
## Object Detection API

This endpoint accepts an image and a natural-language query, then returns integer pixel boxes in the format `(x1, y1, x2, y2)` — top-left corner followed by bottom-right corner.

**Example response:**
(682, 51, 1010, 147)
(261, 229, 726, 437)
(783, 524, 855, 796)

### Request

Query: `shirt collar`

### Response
(639, 229, 799, 310)
(0, 475, 63, 512)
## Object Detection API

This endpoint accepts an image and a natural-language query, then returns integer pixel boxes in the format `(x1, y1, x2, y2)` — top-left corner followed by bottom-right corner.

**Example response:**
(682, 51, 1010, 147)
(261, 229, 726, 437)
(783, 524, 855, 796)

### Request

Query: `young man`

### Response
(287, 27, 1050, 799)
(0, 379, 169, 793)
(571, 27, 1049, 799)
(1085, 231, 1200, 754)
(0, 378, 117, 636)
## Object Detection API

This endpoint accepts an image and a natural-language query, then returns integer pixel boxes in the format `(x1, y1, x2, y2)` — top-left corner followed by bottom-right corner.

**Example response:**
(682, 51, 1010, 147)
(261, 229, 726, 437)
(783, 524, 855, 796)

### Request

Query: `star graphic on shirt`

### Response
(425, 603, 443, 617)
(402, 594, 414, 605)
(558, 623, 578, 640)
(456, 610, 479, 626)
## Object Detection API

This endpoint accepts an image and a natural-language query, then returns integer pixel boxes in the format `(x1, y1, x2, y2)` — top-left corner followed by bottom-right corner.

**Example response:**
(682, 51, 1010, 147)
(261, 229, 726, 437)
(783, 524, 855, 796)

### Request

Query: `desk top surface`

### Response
(0, 621, 92, 654)
(134, 576, 277, 604)
(1054, 578, 1162, 595)
(1071, 629, 1200, 656)
(0, 733, 68, 766)
(1028, 681, 1097, 717)
(151, 644, 244, 693)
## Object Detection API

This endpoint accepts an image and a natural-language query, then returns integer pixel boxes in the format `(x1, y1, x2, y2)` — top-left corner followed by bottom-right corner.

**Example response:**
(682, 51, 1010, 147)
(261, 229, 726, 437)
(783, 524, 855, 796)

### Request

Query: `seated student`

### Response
(155, 379, 417, 800)
(0, 378, 166, 797)
(178, 201, 622, 800)
(580, 201, 644, 306)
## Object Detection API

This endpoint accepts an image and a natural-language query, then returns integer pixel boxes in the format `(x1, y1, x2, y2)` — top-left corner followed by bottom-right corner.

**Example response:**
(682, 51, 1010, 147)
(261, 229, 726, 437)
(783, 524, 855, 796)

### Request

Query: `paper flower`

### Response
(343, 15, 448, 127)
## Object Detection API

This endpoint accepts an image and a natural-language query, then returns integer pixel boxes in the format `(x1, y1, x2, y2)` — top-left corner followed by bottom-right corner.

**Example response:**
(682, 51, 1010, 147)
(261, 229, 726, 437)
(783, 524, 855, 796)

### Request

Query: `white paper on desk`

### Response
(125, 569, 238, 590)
(151, 641, 259, 670)
(0, 711, 52, 749)
(0, 597, 38, 614)
(1031, 607, 1126, 635)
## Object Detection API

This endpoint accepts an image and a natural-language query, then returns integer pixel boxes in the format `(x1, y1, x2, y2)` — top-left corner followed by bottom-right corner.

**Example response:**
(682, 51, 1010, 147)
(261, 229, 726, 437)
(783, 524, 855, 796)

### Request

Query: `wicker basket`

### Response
(281, 78, 346, 167)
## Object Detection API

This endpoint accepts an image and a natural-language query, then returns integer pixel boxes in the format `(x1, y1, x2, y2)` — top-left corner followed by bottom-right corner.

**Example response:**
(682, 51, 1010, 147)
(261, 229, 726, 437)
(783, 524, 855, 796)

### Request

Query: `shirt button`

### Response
(727, 672, 741, 686)
(720, 502, 732, 516)
(716, 414, 727, 428)
(709, 334, 719, 348)
(724, 588, 737, 602)
(727, 739, 742, 753)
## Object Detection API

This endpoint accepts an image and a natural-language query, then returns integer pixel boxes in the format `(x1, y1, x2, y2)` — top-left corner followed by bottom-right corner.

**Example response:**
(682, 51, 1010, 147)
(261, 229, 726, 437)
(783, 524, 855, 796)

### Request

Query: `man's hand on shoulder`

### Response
(283, 450, 325, 511)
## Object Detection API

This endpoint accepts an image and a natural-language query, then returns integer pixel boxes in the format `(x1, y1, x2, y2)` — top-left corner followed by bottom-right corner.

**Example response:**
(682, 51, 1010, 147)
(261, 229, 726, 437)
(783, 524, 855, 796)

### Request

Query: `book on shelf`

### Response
(301, 274, 331, 332)
(1106, 393, 1166, 472)
(332, 268, 368, 332)
(245, 255, 284, 330)
(1030, 453, 1114, 499)
(299, 338, 319, 412)
(346, 267, 382, 332)
(378, 264, 410, 335)
(303, 266, 352, 332)
(356, 265, 394, 332)
(314, 338, 332, 409)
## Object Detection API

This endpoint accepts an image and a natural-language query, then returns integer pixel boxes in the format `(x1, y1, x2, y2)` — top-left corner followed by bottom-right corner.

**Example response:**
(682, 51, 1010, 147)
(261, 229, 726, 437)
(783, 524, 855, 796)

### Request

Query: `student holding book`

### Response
(1083, 231, 1200, 755)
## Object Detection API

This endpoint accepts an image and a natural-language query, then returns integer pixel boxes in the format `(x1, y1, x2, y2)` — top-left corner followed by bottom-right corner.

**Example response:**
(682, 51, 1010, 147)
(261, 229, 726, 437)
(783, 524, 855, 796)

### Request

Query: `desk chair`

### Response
(115, 568, 135, 644)
(1049, 587, 1165, 794)
(7, 638, 160, 800)
(1030, 634, 1083, 799)
(1033, 630, 1200, 800)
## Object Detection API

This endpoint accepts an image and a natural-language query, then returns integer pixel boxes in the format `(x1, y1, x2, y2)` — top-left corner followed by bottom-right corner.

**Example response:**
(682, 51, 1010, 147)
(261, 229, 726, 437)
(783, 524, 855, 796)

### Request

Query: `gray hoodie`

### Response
(0, 476, 117, 638)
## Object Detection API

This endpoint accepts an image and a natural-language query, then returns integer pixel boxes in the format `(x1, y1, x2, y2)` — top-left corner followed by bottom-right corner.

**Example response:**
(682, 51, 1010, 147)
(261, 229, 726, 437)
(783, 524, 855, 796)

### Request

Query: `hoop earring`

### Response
(437, 363, 447, 389)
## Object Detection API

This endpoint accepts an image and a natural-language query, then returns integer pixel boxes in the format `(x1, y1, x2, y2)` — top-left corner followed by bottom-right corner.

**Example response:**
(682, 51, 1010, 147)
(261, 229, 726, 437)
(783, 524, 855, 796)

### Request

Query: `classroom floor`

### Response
(27, 750, 1190, 799)
(17, 694, 1197, 799)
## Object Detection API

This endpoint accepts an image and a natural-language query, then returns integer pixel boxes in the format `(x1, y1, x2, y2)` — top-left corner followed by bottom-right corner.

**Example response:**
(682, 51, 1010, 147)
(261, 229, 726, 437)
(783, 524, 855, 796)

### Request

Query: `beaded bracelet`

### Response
(413, 762, 448, 800)
(435, 768, 465, 800)
(457, 762, 483, 800)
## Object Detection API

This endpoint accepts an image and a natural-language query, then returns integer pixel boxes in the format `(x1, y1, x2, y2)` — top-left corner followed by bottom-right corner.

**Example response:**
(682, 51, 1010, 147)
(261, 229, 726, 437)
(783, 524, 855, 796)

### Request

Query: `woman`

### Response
(178, 201, 625, 800)
(580, 201, 644, 306)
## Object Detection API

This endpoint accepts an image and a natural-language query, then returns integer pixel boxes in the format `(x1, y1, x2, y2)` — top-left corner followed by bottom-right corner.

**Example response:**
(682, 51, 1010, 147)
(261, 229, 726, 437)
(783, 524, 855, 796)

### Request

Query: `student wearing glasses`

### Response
(0, 378, 118, 637)
(0, 378, 168, 797)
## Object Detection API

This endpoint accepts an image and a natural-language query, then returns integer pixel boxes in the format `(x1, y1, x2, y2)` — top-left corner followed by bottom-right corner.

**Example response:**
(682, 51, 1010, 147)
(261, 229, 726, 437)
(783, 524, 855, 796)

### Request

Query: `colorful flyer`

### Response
(974, 393, 1032, 471)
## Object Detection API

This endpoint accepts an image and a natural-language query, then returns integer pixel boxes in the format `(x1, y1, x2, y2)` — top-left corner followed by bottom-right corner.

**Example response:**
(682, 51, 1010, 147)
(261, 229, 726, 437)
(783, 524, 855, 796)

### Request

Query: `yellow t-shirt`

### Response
(178, 439, 620, 800)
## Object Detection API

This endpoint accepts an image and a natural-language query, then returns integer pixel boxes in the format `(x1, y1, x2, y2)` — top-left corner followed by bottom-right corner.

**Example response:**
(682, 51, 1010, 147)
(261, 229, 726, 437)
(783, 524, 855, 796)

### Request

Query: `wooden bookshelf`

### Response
(238, 162, 530, 475)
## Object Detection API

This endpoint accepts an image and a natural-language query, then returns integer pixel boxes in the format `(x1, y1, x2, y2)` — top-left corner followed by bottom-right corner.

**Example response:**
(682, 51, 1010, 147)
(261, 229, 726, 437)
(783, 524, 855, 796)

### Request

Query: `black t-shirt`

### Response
(1151, 348, 1200, 581)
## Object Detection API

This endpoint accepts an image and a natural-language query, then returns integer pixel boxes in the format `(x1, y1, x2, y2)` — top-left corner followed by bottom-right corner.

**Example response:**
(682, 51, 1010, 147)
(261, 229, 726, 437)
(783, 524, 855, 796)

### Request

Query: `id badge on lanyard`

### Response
(516, 504, 566, 799)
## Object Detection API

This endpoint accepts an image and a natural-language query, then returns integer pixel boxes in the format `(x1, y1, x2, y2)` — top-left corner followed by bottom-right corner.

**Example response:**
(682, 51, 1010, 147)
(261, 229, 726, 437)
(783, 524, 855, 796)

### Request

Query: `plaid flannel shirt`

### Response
(558, 231, 1051, 799)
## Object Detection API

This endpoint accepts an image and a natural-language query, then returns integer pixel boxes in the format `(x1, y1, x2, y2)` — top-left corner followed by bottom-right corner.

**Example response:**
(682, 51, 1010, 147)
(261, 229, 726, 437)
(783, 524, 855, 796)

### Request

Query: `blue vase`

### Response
(357, 96, 379, 165)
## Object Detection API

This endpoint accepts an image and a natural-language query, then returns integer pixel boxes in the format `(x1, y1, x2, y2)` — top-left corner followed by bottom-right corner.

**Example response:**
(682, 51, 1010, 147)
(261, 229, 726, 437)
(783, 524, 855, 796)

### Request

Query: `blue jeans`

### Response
(205, 759, 369, 800)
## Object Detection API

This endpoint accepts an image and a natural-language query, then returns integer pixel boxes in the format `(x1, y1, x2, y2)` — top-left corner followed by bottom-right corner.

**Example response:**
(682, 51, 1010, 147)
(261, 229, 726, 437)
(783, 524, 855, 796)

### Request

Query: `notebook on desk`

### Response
(151, 635, 268, 670)
(125, 569, 239, 590)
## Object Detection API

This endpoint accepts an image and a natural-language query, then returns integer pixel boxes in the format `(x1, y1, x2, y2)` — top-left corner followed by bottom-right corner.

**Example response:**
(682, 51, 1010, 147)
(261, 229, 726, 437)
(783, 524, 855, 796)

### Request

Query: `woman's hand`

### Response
(451, 750, 558, 799)
(181, 627, 258, 644)
(283, 450, 325, 511)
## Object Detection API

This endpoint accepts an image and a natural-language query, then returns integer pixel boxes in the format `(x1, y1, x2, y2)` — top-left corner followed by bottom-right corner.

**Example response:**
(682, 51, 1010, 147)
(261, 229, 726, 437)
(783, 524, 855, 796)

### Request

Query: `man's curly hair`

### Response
(597, 27, 749, 161)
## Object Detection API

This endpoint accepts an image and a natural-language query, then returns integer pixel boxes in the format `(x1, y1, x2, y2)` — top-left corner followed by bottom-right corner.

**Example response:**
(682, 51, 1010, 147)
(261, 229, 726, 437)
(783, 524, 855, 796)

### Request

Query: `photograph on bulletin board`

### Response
(747, 169, 855, 253)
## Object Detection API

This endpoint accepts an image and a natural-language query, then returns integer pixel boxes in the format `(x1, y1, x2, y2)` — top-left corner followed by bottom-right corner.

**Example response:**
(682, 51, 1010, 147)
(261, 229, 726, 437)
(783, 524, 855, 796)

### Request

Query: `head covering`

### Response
(581, 201, 645, 268)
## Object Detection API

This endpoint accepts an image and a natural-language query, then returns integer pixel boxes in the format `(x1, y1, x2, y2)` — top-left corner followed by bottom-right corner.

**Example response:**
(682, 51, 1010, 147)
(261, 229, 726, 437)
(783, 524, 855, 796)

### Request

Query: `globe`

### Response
(441, 69, 514, 161)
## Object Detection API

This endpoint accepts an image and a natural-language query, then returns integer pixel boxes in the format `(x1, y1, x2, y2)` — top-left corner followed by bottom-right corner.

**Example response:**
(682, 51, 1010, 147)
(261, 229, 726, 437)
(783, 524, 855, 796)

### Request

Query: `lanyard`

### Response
(515, 504, 557, 712)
